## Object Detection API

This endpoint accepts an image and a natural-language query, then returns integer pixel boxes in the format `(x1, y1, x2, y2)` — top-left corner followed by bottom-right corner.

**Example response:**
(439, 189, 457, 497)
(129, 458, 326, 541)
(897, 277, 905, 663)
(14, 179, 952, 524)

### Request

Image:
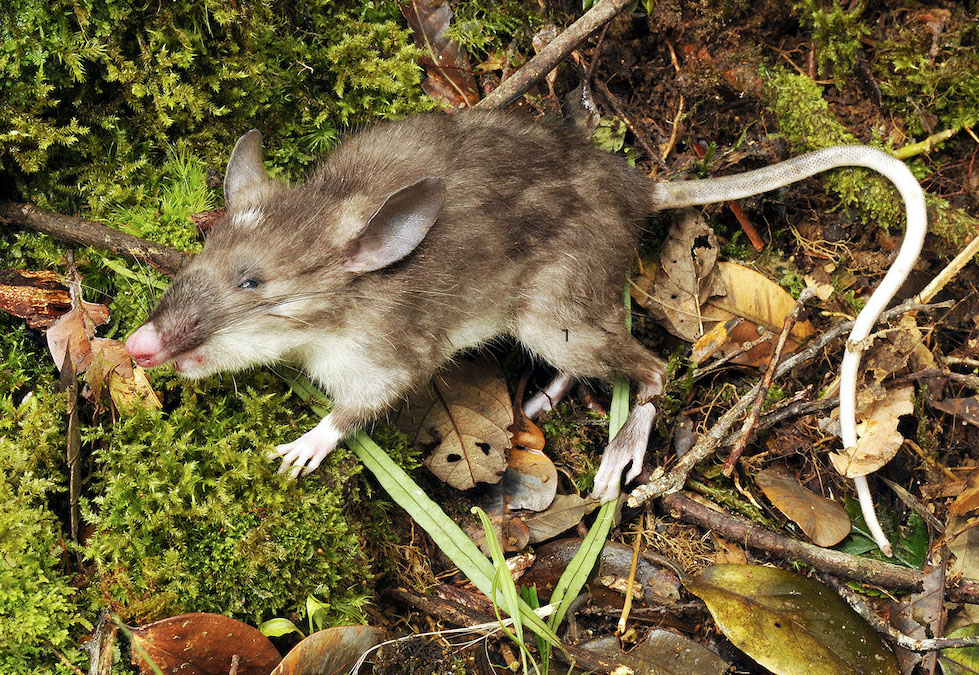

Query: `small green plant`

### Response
(259, 586, 372, 638)
(474, 506, 538, 674)
(593, 117, 636, 166)
(445, 0, 543, 58)
(794, 0, 871, 83)
(779, 269, 807, 298)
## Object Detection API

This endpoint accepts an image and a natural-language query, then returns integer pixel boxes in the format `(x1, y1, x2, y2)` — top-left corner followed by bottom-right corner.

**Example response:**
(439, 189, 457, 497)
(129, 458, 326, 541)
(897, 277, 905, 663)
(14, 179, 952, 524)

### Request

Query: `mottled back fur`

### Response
(147, 110, 655, 428)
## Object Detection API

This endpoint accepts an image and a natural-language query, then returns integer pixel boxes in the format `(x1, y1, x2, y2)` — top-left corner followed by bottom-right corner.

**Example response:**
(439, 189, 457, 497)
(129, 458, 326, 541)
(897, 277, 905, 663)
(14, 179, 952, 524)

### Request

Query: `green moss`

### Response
(446, 0, 544, 58)
(0, 327, 86, 674)
(794, 0, 870, 84)
(764, 68, 905, 231)
(0, 0, 432, 216)
(876, 16, 979, 136)
(81, 372, 375, 625)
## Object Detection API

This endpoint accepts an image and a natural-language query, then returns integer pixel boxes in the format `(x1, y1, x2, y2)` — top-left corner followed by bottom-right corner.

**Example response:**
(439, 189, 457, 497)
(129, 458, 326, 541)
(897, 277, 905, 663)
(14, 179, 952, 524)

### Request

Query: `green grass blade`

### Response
(474, 506, 533, 673)
(346, 431, 561, 646)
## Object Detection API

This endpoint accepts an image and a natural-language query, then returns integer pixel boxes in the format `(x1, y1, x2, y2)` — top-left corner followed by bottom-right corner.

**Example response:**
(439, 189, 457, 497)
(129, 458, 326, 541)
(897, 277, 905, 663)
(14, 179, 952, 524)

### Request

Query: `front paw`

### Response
(270, 416, 342, 478)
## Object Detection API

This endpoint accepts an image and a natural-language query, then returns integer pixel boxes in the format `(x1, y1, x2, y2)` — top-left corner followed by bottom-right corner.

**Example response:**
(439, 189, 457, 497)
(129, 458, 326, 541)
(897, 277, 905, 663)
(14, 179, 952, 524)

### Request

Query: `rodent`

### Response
(125, 109, 925, 508)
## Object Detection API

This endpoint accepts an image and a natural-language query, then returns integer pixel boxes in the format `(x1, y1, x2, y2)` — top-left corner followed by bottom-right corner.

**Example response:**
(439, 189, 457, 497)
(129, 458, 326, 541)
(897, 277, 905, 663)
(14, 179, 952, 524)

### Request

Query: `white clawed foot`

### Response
(270, 414, 343, 478)
(590, 399, 657, 504)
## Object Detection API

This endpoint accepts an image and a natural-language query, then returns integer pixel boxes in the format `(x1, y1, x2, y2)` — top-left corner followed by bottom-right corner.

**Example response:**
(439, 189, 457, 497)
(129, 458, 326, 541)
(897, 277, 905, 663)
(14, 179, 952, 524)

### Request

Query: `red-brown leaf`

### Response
(129, 613, 280, 675)
(401, 0, 479, 111)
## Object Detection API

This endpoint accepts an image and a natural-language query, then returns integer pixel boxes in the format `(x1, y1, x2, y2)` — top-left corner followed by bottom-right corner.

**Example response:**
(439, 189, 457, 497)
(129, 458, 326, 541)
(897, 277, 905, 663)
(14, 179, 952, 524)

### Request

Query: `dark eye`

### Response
(237, 278, 261, 290)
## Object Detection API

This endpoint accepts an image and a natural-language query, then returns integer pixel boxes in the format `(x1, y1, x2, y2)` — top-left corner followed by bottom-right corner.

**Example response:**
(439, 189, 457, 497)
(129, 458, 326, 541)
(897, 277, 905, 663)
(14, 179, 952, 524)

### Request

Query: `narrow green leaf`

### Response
(474, 506, 529, 672)
(345, 431, 561, 645)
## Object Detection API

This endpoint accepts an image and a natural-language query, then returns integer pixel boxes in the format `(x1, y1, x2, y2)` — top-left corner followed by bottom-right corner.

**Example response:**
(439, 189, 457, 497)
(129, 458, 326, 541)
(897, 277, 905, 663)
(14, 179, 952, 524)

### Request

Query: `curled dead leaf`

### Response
(45, 263, 110, 373)
(498, 447, 558, 512)
(271, 625, 383, 675)
(467, 514, 530, 555)
(401, 0, 479, 111)
(830, 385, 914, 478)
(755, 466, 850, 547)
(129, 612, 280, 675)
(700, 262, 815, 367)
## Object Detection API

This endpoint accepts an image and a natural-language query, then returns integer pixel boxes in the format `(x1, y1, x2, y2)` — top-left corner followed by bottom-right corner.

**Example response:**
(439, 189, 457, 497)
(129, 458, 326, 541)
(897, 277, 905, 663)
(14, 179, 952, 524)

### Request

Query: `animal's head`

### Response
(126, 129, 445, 377)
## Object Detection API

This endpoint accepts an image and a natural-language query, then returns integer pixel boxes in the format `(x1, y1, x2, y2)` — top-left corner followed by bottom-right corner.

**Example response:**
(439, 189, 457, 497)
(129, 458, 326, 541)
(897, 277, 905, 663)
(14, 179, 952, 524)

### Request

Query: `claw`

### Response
(273, 414, 342, 478)
(590, 397, 657, 503)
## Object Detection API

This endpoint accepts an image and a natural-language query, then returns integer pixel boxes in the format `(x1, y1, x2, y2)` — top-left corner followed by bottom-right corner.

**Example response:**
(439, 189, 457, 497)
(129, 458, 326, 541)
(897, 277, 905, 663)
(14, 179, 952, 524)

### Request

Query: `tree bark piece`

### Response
(0, 201, 190, 276)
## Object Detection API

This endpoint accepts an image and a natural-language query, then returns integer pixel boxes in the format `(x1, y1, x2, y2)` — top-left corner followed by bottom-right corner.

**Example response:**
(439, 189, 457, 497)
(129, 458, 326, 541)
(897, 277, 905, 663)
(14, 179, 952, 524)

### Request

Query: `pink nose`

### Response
(125, 323, 166, 368)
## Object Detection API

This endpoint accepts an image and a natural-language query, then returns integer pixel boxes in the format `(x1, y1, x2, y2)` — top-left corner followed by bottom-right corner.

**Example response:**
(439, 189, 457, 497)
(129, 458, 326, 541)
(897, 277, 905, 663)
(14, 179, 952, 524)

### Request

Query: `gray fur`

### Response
(138, 110, 920, 501)
(147, 110, 663, 438)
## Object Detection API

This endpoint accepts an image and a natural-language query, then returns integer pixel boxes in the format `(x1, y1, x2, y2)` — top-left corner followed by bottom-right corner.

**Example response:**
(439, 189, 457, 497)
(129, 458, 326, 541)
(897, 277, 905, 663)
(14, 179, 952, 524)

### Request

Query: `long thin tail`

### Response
(654, 145, 927, 556)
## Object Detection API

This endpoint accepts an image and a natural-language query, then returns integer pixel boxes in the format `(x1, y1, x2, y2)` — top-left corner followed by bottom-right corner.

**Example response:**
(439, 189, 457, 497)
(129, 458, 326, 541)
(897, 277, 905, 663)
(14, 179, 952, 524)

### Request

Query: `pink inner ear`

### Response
(342, 240, 364, 272)
(126, 323, 166, 367)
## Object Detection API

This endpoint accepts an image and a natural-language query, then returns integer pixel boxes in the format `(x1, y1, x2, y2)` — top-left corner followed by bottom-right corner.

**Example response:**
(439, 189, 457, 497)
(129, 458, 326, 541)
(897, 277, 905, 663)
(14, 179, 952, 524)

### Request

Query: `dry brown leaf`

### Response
(84, 338, 161, 413)
(510, 400, 545, 451)
(711, 534, 748, 565)
(637, 210, 724, 342)
(401, 0, 479, 111)
(271, 625, 383, 675)
(130, 612, 281, 675)
(498, 447, 558, 512)
(830, 385, 914, 478)
(0, 269, 71, 328)
(45, 265, 110, 373)
(109, 366, 163, 411)
(949, 469, 979, 519)
(467, 514, 530, 555)
(397, 358, 510, 489)
(755, 466, 851, 547)
(691, 317, 738, 364)
(524, 493, 600, 543)
(580, 632, 730, 675)
(932, 396, 979, 428)
(700, 261, 816, 367)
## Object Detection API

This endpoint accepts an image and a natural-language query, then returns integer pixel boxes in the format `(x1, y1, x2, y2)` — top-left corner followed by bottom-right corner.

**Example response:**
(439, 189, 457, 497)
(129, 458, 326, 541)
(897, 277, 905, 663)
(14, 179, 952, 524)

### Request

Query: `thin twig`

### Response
(628, 300, 954, 507)
(914, 232, 979, 304)
(0, 201, 190, 276)
(723, 289, 814, 475)
(662, 492, 979, 604)
(692, 329, 774, 378)
(592, 77, 660, 162)
(616, 513, 644, 636)
(905, 368, 979, 390)
(477, 0, 636, 110)
(823, 575, 979, 652)
(660, 95, 684, 163)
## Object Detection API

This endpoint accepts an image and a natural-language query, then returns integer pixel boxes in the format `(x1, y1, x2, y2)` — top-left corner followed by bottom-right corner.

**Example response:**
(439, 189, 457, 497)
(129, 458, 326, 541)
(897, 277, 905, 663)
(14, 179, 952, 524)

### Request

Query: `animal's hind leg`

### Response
(522, 372, 576, 419)
(515, 316, 666, 503)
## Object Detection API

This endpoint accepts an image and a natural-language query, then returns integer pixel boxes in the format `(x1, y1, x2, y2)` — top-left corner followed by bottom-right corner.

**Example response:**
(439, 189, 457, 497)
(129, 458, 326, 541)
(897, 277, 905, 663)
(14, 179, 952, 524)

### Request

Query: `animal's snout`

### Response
(126, 322, 167, 368)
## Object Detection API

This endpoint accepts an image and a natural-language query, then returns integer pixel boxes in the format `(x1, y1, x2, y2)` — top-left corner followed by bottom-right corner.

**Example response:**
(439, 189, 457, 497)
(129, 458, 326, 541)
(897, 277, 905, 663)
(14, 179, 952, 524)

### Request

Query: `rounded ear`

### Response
(224, 130, 273, 210)
(344, 176, 446, 273)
